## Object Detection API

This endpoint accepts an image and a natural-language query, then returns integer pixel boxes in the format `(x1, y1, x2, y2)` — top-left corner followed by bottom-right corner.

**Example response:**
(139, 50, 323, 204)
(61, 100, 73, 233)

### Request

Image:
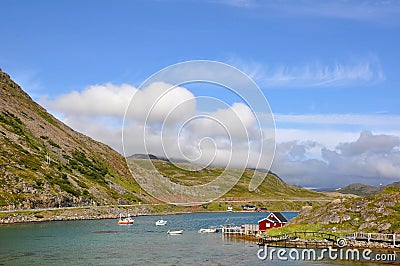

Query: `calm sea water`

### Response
(0, 212, 396, 265)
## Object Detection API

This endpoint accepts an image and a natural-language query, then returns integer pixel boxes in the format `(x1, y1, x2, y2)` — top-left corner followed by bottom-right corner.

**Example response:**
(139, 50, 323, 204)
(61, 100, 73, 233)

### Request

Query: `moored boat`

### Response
(118, 213, 134, 225)
(167, 230, 183, 235)
(155, 219, 167, 226)
(198, 228, 219, 233)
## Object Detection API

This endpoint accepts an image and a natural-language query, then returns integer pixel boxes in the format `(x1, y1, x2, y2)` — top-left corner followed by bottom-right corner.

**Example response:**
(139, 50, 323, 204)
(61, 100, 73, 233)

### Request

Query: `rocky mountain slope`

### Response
(289, 186, 400, 233)
(0, 69, 147, 209)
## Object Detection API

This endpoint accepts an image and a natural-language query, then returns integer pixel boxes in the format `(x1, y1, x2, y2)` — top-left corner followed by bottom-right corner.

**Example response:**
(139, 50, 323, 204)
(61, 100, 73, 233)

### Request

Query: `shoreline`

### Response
(2, 207, 398, 253)
(0, 204, 300, 225)
(226, 234, 400, 252)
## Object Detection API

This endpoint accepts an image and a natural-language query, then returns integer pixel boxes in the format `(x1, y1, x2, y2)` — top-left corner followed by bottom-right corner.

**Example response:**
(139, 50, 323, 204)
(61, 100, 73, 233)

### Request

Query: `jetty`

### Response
(222, 226, 245, 235)
(346, 232, 400, 246)
(257, 231, 400, 249)
(222, 224, 259, 235)
(258, 231, 341, 248)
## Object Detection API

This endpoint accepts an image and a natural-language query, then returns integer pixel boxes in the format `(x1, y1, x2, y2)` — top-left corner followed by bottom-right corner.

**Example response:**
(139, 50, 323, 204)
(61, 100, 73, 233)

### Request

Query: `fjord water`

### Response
(0, 212, 379, 265)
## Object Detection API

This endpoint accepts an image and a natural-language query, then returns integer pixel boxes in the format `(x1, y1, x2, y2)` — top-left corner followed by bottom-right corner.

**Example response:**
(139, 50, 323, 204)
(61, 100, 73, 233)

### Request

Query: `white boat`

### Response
(227, 206, 233, 212)
(198, 228, 219, 233)
(118, 213, 134, 225)
(167, 230, 183, 235)
(155, 219, 167, 226)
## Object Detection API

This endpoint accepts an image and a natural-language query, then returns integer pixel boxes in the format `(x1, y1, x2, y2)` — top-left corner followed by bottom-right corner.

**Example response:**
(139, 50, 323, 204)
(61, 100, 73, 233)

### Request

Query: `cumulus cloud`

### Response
(41, 82, 400, 189)
(125, 81, 196, 124)
(272, 131, 400, 187)
(42, 82, 266, 170)
(40, 83, 136, 117)
(336, 131, 400, 156)
(124, 99, 264, 169)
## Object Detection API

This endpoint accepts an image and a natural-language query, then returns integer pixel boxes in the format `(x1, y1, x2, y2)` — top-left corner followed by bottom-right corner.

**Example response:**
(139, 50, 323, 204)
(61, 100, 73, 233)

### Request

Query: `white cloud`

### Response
(336, 131, 400, 156)
(125, 81, 196, 124)
(43, 82, 269, 170)
(42, 82, 400, 189)
(40, 83, 136, 117)
(228, 56, 385, 88)
(275, 113, 400, 128)
(214, 0, 400, 25)
(272, 131, 400, 187)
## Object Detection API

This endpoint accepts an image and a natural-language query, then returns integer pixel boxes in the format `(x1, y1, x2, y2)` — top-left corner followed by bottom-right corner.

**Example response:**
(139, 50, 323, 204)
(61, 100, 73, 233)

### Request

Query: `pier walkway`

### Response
(346, 232, 400, 246)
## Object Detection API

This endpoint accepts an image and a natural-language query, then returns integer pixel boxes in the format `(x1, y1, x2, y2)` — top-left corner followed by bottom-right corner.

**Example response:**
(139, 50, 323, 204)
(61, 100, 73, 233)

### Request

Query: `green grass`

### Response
(0, 110, 41, 151)
(48, 139, 61, 149)
(132, 159, 326, 202)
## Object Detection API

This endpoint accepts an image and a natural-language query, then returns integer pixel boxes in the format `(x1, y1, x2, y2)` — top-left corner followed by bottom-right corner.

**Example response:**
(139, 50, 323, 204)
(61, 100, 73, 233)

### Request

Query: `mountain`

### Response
(387, 181, 400, 188)
(0, 69, 146, 209)
(128, 158, 326, 203)
(289, 186, 400, 233)
(333, 183, 380, 196)
(128, 154, 159, 160)
(0, 68, 327, 213)
(129, 154, 190, 164)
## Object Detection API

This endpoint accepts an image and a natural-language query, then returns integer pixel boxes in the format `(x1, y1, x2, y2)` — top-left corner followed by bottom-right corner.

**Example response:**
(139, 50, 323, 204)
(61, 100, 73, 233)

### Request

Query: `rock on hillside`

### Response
(0, 68, 150, 209)
(289, 186, 400, 233)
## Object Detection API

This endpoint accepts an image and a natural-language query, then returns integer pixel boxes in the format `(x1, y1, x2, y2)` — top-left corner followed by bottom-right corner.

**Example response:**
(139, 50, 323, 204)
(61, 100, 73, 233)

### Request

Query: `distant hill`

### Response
(129, 154, 191, 164)
(128, 154, 159, 160)
(127, 158, 327, 202)
(387, 181, 400, 187)
(0, 69, 147, 209)
(333, 183, 380, 196)
(290, 186, 400, 233)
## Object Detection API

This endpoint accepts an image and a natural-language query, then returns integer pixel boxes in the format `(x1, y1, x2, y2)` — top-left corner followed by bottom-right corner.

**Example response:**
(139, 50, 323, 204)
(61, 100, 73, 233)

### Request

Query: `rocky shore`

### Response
(0, 205, 186, 224)
(230, 234, 400, 251)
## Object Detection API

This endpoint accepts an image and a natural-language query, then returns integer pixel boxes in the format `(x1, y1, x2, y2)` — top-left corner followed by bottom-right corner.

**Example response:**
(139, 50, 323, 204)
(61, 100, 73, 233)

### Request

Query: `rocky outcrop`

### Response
(289, 186, 400, 233)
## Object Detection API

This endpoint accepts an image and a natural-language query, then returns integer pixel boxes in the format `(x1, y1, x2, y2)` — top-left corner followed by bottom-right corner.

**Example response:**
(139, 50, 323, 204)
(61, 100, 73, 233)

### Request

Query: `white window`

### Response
(266, 223, 270, 228)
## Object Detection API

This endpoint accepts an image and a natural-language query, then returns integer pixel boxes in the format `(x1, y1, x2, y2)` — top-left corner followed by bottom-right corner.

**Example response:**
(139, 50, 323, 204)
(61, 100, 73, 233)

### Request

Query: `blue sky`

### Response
(1, 0, 400, 188)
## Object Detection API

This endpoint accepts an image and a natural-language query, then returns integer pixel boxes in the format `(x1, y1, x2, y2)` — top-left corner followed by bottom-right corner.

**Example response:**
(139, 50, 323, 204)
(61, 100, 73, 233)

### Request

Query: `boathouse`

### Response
(258, 212, 288, 231)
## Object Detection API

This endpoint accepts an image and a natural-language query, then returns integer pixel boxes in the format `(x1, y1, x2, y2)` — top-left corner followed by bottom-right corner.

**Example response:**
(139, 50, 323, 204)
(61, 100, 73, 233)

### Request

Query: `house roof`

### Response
(258, 212, 288, 223)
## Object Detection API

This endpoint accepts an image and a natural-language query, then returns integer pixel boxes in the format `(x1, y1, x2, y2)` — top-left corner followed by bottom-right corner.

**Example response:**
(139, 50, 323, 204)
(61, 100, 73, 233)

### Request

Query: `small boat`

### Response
(118, 213, 134, 225)
(198, 228, 219, 233)
(227, 206, 233, 212)
(156, 219, 167, 226)
(167, 230, 183, 235)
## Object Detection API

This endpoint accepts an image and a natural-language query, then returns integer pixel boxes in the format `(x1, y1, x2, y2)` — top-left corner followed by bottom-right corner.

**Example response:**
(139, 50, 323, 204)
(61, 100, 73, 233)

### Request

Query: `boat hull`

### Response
(167, 230, 183, 235)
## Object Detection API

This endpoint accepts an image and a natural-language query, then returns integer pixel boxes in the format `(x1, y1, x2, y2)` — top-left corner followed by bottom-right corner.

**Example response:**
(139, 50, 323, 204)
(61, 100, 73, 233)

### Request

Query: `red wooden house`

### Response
(258, 212, 288, 231)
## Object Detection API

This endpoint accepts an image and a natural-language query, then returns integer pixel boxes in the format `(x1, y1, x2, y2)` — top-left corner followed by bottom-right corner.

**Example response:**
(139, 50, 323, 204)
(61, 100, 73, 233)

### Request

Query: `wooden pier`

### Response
(222, 224, 259, 235)
(258, 231, 400, 248)
(258, 231, 341, 248)
(346, 232, 400, 246)
(222, 225, 245, 235)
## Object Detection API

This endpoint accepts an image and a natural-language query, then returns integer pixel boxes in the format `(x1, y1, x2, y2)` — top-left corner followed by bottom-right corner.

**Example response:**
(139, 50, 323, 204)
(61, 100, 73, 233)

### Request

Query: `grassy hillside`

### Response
(129, 158, 328, 206)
